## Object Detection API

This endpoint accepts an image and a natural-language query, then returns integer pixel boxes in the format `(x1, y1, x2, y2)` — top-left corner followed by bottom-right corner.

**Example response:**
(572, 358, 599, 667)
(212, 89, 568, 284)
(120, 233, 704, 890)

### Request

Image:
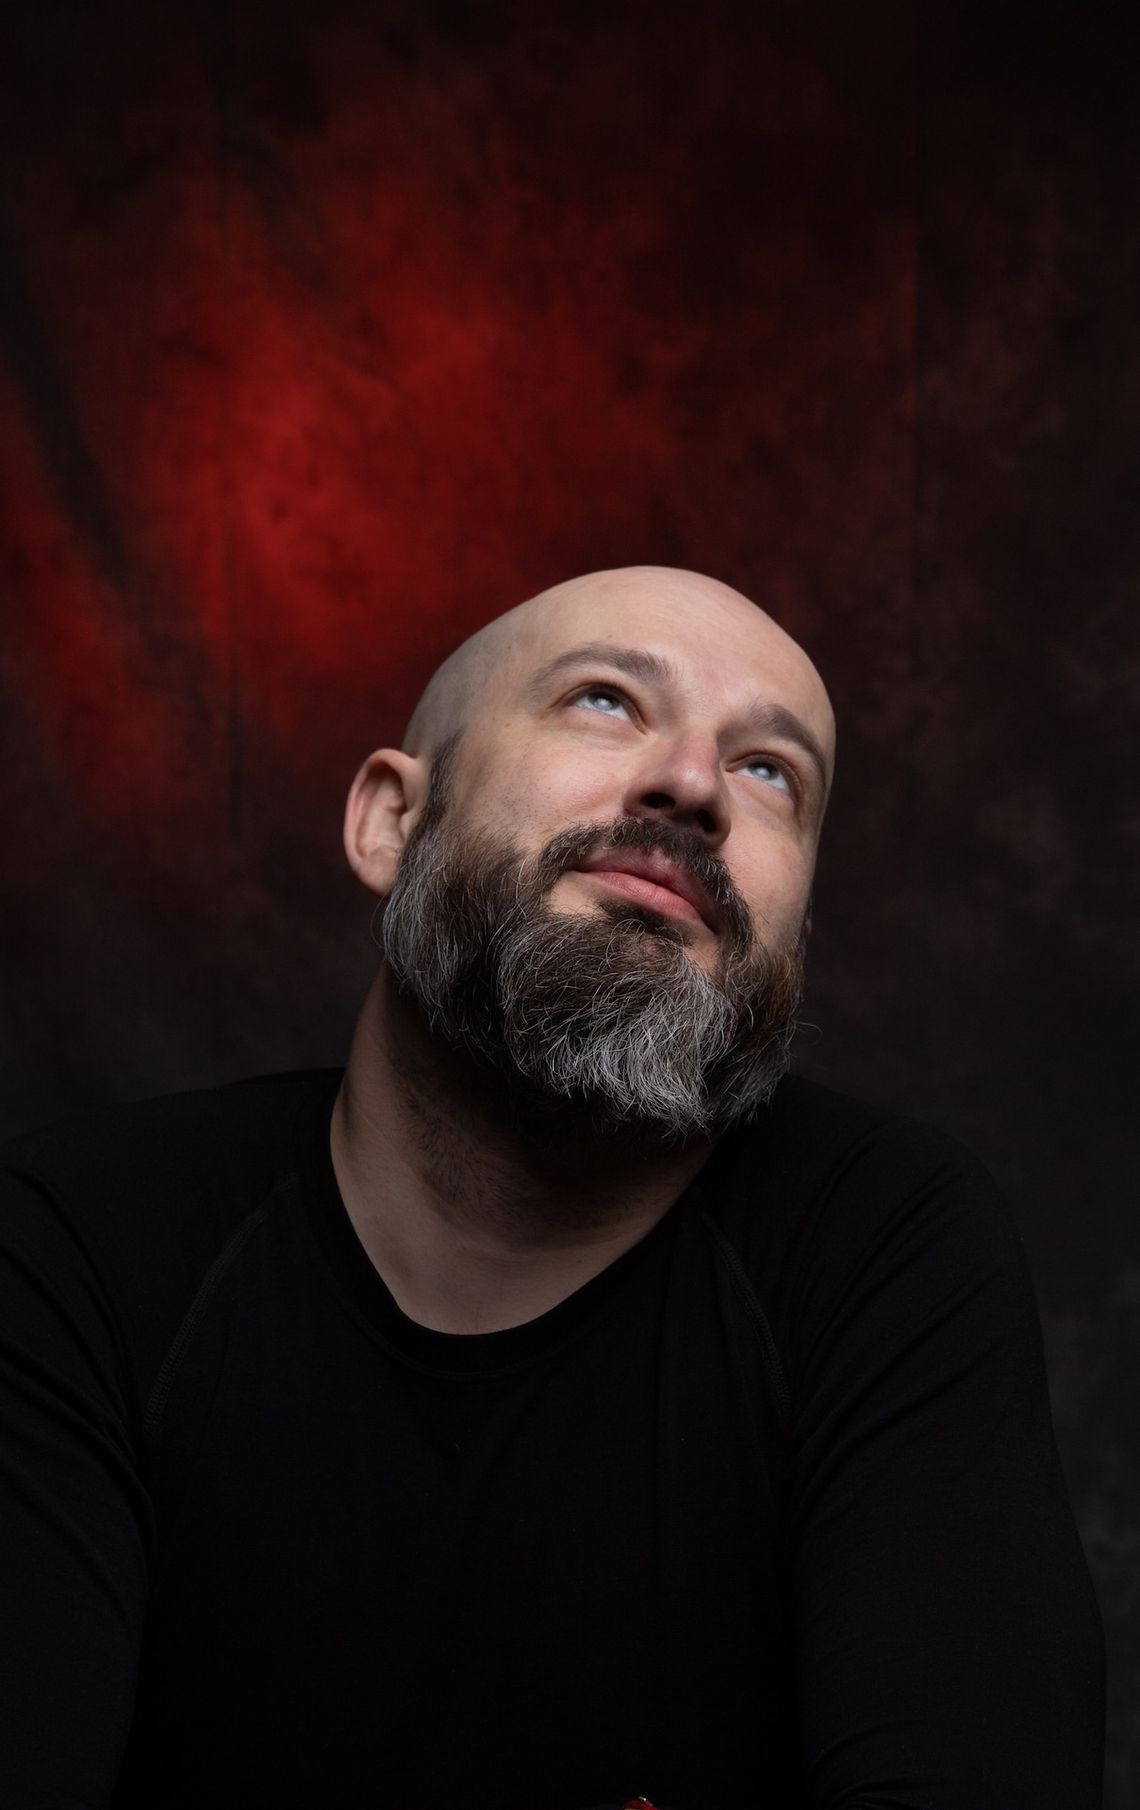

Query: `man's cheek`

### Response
(741, 851, 812, 930)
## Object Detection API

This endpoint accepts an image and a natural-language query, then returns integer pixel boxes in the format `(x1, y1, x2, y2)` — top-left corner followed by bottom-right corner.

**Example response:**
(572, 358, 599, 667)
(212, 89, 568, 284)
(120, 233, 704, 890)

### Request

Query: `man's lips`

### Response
(574, 851, 719, 930)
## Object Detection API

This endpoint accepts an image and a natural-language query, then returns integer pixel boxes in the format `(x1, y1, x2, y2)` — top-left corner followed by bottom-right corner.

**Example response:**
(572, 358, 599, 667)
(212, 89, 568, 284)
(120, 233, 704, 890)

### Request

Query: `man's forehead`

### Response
(516, 568, 768, 647)
(506, 577, 832, 728)
(401, 566, 833, 758)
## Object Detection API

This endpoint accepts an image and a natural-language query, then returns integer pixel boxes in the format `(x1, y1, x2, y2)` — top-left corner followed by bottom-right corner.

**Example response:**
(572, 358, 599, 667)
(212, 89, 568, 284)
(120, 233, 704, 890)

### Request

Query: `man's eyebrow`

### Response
(523, 641, 831, 801)
(742, 701, 831, 803)
(522, 642, 679, 698)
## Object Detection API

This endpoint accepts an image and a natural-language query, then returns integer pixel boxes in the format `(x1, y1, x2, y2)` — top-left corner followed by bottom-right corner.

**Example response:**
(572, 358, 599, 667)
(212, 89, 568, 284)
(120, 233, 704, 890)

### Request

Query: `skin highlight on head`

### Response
(402, 565, 833, 776)
(333, 565, 835, 1334)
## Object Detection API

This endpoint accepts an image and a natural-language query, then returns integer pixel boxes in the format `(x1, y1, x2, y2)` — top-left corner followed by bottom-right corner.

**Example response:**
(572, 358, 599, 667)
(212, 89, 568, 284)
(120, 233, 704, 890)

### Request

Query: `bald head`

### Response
(402, 566, 834, 778)
(347, 562, 835, 985)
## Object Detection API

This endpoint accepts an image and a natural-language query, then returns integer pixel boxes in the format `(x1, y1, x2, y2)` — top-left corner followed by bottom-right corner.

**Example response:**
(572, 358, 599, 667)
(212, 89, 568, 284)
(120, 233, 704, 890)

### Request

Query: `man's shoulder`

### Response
(0, 1067, 342, 1249)
(751, 1071, 990, 1176)
(712, 1071, 1012, 1274)
(0, 1069, 343, 1392)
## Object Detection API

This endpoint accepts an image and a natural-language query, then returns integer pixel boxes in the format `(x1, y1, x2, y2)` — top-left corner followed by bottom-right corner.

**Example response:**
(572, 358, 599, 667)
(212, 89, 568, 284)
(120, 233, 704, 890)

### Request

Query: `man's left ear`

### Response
(342, 747, 429, 900)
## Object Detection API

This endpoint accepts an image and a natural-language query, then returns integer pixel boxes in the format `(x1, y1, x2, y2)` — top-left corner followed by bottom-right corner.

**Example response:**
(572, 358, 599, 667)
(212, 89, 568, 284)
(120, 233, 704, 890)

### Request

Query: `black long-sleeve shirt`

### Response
(0, 1069, 1104, 1807)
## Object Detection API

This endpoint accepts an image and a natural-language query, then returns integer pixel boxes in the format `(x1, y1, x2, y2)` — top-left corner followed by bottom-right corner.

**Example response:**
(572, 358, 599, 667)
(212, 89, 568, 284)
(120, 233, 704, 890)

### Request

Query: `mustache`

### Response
(531, 816, 755, 956)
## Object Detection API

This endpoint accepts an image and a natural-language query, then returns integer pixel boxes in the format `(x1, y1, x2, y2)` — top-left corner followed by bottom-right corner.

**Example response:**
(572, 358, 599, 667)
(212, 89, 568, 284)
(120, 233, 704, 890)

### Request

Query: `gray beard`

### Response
(378, 749, 805, 1142)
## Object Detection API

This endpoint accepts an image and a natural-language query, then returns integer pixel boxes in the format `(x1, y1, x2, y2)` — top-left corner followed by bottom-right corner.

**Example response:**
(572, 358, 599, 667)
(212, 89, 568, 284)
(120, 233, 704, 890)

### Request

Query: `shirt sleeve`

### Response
(0, 1163, 151, 1807)
(784, 1127, 1105, 1809)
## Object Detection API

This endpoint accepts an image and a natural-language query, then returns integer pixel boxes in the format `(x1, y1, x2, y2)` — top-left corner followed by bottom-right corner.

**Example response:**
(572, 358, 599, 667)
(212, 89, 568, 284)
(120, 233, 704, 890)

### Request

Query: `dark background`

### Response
(1, 1, 1136, 1801)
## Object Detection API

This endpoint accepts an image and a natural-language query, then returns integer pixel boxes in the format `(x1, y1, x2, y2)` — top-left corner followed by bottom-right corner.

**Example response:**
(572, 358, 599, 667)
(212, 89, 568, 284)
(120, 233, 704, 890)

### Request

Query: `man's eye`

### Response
(572, 687, 631, 719)
(743, 757, 792, 794)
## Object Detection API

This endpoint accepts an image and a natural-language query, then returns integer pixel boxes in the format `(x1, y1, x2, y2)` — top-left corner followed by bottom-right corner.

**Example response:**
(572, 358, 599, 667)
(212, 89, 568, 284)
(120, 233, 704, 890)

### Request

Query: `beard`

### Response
(377, 740, 805, 1143)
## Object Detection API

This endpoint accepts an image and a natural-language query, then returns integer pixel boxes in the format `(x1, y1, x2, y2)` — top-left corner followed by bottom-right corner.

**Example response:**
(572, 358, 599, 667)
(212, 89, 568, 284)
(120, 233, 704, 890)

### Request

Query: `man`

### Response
(2, 567, 1104, 1808)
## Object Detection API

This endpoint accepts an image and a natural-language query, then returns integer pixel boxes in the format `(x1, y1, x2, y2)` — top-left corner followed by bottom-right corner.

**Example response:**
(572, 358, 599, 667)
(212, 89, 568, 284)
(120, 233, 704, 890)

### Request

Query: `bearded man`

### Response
(1, 568, 1103, 1809)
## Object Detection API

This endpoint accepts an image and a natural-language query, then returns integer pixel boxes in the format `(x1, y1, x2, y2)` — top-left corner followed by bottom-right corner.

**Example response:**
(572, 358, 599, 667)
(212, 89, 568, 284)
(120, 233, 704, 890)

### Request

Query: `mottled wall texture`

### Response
(1, 0, 1136, 1798)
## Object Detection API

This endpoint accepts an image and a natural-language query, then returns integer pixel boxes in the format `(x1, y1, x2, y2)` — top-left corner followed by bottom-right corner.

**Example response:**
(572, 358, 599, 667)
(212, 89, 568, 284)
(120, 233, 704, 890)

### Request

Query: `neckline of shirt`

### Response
(295, 1070, 725, 1380)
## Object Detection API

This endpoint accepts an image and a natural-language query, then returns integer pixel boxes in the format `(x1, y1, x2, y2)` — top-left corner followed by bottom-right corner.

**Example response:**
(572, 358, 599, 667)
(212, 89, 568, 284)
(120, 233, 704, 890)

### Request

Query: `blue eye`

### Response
(743, 757, 792, 794)
(573, 687, 631, 718)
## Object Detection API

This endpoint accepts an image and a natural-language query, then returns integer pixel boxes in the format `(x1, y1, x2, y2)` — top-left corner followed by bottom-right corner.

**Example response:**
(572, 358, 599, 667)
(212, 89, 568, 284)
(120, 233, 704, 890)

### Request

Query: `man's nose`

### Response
(621, 735, 728, 845)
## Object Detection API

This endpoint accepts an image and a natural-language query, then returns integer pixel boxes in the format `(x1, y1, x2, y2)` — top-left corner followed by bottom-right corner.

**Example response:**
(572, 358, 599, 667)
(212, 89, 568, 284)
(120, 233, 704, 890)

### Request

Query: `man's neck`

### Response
(330, 968, 715, 1334)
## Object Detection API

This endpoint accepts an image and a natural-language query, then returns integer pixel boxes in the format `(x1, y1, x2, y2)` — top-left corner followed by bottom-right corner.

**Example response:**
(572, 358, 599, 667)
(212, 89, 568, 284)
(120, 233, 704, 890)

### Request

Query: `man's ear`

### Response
(343, 748, 429, 900)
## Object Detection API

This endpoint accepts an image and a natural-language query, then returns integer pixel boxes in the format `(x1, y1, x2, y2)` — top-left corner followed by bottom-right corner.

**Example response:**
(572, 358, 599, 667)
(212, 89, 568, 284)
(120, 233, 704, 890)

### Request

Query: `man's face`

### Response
(429, 572, 834, 971)
(377, 573, 834, 1140)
